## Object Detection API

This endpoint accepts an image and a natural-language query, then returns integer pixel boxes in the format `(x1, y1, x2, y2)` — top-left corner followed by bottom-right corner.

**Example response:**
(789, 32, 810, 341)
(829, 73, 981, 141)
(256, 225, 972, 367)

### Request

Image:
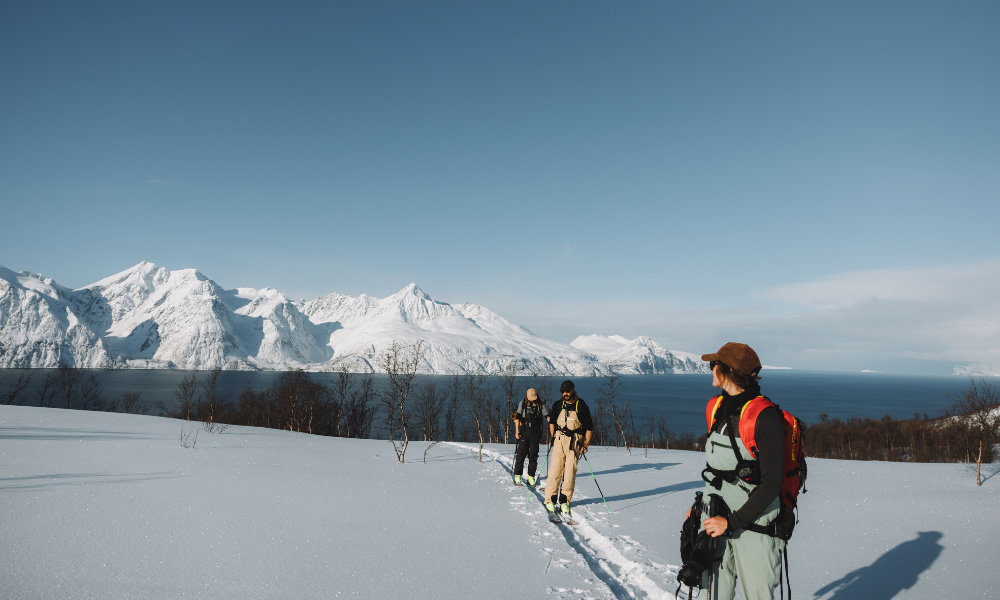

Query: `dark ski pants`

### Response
(514, 434, 541, 477)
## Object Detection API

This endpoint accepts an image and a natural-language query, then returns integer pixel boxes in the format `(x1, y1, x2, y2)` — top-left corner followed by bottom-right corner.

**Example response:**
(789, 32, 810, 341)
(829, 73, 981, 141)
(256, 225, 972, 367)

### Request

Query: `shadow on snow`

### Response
(813, 531, 944, 600)
(587, 462, 682, 477)
(0, 471, 189, 492)
(573, 480, 703, 509)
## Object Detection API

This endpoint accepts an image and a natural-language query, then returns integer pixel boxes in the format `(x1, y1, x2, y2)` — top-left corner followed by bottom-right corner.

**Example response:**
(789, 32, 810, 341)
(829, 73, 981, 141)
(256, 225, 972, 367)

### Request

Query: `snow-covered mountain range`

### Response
(570, 335, 711, 375)
(0, 262, 708, 375)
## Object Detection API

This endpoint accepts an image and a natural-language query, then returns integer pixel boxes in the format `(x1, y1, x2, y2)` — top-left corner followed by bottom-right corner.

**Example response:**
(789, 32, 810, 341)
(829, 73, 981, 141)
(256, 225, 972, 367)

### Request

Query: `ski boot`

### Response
(561, 503, 572, 520)
(526, 475, 536, 488)
(514, 475, 522, 486)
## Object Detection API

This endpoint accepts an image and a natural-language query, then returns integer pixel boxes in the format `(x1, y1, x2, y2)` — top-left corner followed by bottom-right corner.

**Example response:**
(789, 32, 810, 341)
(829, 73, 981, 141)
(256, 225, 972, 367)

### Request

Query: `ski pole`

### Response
(583, 453, 612, 514)
(511, 434, 518, 485)
(527, 443, 552, 509)
(526, 453, 549, 508)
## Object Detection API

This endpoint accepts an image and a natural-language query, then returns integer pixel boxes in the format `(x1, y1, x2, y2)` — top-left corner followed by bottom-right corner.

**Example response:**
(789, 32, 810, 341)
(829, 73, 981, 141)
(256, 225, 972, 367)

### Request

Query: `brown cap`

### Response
(526, 388, 538, 401)
(702, 343, 762, 378)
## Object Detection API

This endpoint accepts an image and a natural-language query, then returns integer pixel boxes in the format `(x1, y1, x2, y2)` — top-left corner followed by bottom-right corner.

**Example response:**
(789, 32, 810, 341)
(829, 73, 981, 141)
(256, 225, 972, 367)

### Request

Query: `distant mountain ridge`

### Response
(570, 335, 711, 375)
(0, 262, 707, 376)
(954, 363, 1000, 377)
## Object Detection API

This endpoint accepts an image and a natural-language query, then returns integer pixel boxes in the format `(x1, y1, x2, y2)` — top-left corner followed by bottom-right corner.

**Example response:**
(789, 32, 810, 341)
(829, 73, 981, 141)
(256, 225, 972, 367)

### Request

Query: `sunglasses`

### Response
(710, 361, 721, 370)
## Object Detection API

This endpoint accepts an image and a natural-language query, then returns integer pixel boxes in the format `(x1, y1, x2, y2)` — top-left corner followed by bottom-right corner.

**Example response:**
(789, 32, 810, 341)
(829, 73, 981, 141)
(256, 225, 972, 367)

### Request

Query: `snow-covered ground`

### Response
(2, 405, 997, 599)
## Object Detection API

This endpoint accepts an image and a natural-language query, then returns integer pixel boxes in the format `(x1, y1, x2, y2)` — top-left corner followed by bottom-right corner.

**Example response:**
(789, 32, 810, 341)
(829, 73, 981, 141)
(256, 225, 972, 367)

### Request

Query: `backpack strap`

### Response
(556, 400, 583, 436)
(737, 397, 774, 458)
(702, 396, 770, 490)
(705, 396, 724, 432)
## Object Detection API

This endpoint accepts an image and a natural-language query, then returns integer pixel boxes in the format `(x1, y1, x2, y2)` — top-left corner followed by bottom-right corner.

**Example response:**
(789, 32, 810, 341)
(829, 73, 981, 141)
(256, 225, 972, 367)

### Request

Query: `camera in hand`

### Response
(677, 492, 726, 589)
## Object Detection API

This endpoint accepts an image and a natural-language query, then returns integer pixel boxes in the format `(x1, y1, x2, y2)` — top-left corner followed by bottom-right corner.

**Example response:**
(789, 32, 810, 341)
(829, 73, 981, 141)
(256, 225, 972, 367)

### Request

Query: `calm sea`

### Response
(0, 368, 972, 434)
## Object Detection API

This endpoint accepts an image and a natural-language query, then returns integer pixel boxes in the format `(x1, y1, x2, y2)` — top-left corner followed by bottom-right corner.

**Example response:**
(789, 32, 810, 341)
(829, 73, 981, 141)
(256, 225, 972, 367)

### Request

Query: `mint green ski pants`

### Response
(697, 529, 784, 600)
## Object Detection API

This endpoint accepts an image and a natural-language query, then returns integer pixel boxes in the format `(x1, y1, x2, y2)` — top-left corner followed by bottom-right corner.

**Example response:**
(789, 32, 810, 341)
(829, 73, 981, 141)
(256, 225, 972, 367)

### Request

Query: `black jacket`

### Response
(515, 399, 549, 436)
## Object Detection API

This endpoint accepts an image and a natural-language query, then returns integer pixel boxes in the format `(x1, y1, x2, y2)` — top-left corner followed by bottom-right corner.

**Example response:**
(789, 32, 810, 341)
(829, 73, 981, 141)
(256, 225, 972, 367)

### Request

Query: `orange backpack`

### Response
(705, 395, 807, 539)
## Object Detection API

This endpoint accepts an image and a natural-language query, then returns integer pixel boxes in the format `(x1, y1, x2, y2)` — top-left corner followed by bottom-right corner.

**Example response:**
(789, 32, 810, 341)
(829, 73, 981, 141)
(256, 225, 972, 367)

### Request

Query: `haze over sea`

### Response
(1, 369, 970, 435)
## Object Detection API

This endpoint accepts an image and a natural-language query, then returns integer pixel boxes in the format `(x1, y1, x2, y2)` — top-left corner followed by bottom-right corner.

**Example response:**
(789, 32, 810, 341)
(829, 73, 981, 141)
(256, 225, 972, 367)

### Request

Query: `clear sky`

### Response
(2, 1, 998, 374)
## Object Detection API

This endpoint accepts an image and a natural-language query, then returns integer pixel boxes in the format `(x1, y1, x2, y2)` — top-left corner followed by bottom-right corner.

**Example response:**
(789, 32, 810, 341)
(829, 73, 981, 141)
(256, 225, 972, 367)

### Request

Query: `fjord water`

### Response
(1, 369, 971, 434)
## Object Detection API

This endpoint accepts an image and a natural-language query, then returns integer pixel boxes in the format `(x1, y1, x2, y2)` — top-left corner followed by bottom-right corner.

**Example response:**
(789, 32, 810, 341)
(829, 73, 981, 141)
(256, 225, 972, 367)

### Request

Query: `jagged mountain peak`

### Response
(392, 283, 433, 302)
(85, 261, 161, 288)
(625, 336, 661, 349)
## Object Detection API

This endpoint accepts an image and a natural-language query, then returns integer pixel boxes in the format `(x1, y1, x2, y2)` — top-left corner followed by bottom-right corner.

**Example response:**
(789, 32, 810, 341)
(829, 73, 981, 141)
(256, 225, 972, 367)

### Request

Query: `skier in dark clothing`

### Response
(513, 388, 549, 487)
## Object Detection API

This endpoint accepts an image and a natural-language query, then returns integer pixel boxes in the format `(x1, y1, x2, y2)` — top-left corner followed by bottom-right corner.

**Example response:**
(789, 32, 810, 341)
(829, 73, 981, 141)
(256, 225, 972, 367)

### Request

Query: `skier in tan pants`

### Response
(544, 380, 594, 521)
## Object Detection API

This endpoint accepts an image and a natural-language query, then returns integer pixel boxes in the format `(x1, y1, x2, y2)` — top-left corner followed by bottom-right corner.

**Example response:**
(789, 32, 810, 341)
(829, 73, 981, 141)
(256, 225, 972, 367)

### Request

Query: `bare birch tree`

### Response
(1, 372, 31, 405)
(498, 356, 521, 444)
(443, 375, 462, 442)
(343, 375, 377, 439)
(377, 341, 425, 463)
(949, 376, 1000, 486)
(414, 382, 446, 441)
(463, 371, 490, 461)
(596, 375, 631, 455)
(56, 363, 104, 410)
(199, 367, 230, 425)
(36, 373, 59, 408)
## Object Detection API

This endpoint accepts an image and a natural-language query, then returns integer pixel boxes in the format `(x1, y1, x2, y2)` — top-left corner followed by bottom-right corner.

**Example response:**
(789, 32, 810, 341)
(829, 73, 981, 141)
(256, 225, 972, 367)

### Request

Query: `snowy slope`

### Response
(2, 405, 996, 599)
(571, 335, 711, 375)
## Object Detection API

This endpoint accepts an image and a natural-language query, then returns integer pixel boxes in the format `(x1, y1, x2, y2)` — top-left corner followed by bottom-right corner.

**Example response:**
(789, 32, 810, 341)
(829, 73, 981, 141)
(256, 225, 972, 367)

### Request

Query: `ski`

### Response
(542, 505, 577, 525)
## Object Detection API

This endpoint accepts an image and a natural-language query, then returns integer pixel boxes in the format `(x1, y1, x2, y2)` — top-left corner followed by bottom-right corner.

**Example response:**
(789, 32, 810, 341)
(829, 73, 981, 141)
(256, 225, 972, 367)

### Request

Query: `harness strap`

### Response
(556, 400, 583, 437)
(744, 521, 779, 537)
(725, 416, 761, 485)
(701, 415, 761, 491)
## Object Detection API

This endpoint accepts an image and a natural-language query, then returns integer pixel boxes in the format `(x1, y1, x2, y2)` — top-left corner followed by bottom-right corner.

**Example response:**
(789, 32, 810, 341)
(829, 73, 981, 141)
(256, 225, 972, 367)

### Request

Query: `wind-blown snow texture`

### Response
(2, 405, 995, 599)
(0, 263, 705, 376)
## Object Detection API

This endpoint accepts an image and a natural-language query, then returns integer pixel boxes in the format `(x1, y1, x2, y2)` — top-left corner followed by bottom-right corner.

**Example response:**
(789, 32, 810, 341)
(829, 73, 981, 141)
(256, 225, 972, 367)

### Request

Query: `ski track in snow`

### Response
(444, 443, 688, 600)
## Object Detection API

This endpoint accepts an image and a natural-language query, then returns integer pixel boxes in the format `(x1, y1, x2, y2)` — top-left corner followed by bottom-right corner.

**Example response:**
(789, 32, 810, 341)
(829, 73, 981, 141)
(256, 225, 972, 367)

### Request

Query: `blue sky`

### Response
(2, 1, 998, 374)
